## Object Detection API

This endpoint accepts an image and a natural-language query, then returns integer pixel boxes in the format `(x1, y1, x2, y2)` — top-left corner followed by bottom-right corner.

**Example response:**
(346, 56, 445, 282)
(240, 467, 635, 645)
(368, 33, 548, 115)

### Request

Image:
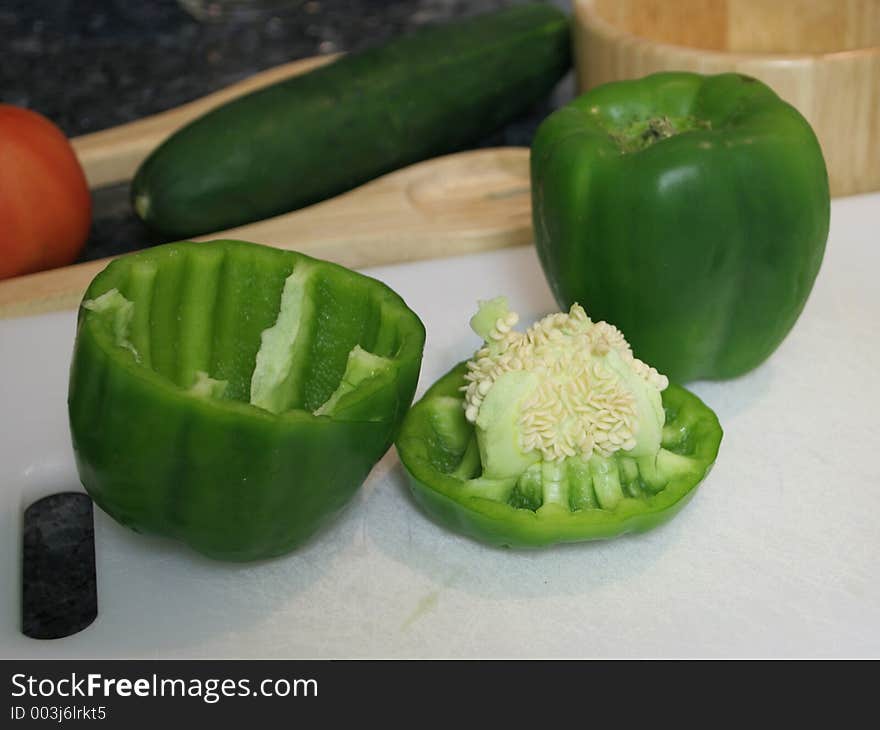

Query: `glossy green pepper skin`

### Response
(69, 240, 425, 561)
(396, 363, 721, 548)
(531, 72, 829, 382)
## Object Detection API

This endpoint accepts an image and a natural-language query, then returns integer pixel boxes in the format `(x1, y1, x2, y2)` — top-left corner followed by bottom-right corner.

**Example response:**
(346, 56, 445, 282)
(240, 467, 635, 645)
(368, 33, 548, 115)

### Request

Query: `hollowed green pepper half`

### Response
(531, 72, 830, 382)
(68, 240, 425, 561)
(395, 299, 722, 548)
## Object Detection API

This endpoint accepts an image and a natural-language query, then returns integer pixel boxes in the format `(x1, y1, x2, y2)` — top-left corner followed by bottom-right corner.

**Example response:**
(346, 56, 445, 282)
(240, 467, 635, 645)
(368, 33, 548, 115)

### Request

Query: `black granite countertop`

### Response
(2, 0, 573, 261)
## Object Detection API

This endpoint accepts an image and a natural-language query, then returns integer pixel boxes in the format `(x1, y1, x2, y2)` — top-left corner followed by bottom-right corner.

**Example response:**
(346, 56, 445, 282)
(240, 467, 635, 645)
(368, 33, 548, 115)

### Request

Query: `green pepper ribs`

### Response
(396, 298, 721, 547)
(68, 240, 425, 561)
(531, 72, 830, 382)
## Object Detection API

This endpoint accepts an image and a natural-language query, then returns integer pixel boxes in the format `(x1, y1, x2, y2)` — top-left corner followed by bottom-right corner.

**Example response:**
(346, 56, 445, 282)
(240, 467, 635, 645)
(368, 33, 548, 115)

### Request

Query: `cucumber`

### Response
(131, 4, 571, 238)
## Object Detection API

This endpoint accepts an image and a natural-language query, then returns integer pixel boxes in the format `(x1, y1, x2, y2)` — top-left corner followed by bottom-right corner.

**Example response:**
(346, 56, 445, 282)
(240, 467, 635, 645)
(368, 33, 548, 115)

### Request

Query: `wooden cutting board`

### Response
(0, 55, 532, 319)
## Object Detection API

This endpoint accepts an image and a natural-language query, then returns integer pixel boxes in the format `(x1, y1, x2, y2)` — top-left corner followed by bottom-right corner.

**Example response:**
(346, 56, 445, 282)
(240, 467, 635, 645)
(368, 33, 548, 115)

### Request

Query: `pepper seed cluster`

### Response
(463, 304, 669, 461)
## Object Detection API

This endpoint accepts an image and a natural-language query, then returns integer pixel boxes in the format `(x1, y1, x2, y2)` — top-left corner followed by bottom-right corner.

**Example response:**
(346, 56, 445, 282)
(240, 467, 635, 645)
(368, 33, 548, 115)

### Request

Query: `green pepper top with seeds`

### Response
(396, 298, 722, 547)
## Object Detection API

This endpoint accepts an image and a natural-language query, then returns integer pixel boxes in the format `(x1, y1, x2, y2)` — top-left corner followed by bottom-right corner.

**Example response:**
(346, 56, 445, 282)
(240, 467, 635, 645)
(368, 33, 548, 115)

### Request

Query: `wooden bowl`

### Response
(573, 0, 880, 197)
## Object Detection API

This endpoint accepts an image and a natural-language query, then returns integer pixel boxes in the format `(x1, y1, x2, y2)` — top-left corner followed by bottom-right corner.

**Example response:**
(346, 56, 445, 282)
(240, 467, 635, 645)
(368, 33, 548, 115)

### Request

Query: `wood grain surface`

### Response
(0, 147, 532, 319)
(0, 51, 535, 319)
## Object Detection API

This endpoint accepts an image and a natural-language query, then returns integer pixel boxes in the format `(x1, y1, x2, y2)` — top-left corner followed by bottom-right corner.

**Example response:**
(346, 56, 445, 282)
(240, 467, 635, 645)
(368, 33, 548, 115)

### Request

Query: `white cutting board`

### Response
(2, 194, 879, 658)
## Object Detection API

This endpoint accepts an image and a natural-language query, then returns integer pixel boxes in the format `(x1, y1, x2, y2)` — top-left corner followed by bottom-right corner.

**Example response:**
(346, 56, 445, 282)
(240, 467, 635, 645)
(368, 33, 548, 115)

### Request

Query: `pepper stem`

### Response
(609, 115, 711, 153)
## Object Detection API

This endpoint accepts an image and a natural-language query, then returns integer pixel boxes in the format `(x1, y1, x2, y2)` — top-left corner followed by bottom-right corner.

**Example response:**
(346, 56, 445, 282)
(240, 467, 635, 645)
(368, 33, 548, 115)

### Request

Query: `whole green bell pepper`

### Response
(396, 299, 721, 548)
(531, 72, 829, 382)
(68, 240, 425, 561)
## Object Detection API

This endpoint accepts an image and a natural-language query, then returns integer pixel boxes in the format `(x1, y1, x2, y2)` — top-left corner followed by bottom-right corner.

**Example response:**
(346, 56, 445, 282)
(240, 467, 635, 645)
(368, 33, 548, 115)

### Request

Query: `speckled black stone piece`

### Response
(2, 0, 572, 261)
(21, 493, 98, 640)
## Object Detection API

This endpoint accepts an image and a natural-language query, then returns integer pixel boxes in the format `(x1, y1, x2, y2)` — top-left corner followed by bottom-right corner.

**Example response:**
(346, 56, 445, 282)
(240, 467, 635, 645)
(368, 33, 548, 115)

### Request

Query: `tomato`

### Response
(0, 105, 92, 279)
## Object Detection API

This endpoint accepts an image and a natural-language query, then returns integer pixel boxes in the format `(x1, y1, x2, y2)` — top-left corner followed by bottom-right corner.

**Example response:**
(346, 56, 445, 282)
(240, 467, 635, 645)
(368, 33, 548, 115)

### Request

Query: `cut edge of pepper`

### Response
(396, 362, 722, 547)
(77, 240, 424, 425)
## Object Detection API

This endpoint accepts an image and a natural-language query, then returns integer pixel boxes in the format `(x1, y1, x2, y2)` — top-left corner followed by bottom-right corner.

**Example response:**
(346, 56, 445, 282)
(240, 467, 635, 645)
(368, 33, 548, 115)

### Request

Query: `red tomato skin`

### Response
(0, 105, 92, 279)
